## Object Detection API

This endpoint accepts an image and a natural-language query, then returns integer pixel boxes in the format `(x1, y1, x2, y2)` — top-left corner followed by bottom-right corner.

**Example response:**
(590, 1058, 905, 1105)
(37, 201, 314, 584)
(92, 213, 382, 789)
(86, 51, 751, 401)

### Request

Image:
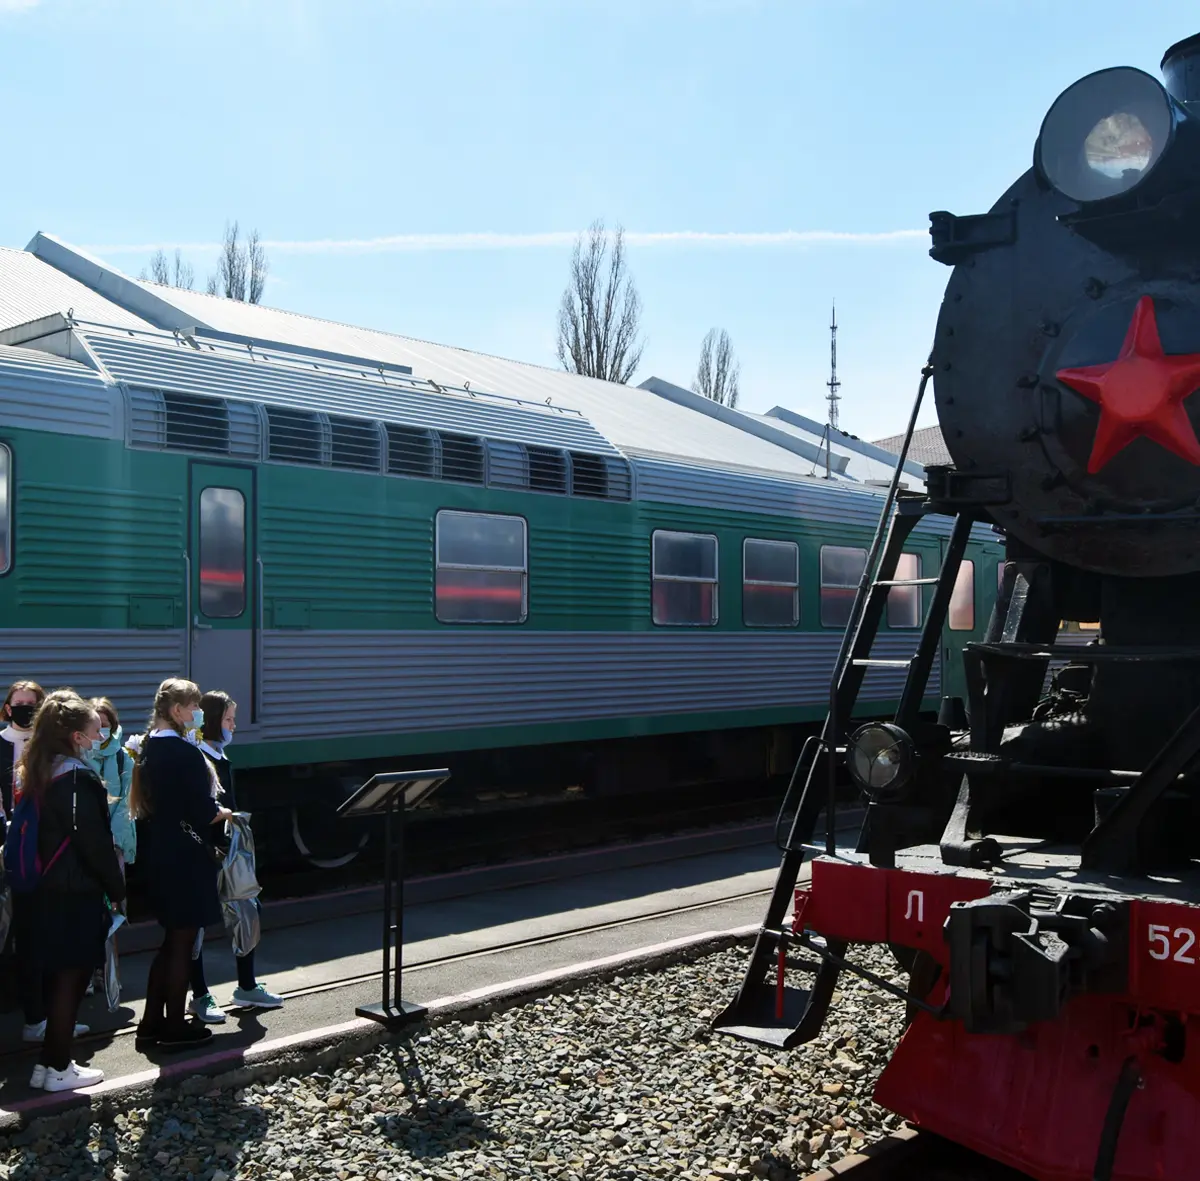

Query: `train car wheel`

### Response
(291, 800, 371, 869)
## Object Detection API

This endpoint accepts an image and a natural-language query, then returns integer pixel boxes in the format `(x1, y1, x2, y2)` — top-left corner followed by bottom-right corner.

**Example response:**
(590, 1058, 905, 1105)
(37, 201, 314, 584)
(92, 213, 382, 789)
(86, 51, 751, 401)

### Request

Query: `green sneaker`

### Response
(231, 983, 283, 1010)
(189, 992, 227, 1024)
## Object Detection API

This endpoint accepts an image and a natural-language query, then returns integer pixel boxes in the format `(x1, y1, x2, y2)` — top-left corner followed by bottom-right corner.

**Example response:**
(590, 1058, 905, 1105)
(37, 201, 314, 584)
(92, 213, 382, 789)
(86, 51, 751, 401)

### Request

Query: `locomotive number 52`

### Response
(1147, 924, 1197, 963)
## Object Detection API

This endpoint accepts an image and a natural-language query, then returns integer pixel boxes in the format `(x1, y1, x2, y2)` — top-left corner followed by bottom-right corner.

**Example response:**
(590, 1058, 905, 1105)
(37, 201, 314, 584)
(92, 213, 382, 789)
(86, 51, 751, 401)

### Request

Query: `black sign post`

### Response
(337, 769, 450, 1027)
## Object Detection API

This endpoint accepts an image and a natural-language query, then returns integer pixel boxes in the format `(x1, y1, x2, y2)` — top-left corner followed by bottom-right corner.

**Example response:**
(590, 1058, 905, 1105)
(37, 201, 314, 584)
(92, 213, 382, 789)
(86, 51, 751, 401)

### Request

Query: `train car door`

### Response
(189, 463, 257, 723)
(939, 541, 978, 703)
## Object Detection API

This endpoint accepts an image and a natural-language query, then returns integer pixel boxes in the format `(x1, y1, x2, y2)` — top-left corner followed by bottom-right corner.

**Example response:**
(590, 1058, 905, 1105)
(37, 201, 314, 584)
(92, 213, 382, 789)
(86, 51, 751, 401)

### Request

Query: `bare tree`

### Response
(141, 247, 195, 290)
(210, 221, 269, 303)
(556, 220, 644, 384)
(172, 249, 195, 291)
(247, 229, 268, 304)
(147, 249, 171, 285)
(217, 221, 249, 301)
(692, 328, 740, 409)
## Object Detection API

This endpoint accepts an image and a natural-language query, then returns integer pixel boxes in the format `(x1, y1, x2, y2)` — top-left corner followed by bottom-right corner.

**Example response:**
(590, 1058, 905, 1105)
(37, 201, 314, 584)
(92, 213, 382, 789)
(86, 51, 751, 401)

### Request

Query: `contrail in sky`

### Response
(84, 229, 925, 256)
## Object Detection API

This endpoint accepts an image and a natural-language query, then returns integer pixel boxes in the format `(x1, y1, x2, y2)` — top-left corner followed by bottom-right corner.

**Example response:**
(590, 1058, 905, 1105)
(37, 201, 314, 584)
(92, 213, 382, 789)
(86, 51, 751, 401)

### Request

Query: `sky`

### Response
(0, 0, 1197, 438)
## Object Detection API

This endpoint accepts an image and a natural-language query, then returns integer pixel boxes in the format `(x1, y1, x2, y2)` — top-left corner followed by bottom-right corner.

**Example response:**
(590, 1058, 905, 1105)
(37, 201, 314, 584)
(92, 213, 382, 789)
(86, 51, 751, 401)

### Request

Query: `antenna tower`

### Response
(826, 300, 841, 431)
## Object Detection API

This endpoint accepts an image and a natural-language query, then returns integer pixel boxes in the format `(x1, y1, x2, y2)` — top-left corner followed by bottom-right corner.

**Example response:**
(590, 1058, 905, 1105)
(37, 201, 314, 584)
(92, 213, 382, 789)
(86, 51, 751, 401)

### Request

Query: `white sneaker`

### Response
(29, 1064, 45, 1089)
(21, 1021, 89, 1043)
(190, 993, 227, 1024)
(41, 1061, 104, 1093)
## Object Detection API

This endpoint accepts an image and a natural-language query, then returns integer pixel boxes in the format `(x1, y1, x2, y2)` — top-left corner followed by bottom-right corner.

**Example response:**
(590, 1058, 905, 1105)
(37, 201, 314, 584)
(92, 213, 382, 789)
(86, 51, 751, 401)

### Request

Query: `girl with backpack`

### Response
(188, 691, 283, 1023)
(0, 679, 52, 1037)
(10, 689, 124, 1092)
(128, 679, 231, 1051)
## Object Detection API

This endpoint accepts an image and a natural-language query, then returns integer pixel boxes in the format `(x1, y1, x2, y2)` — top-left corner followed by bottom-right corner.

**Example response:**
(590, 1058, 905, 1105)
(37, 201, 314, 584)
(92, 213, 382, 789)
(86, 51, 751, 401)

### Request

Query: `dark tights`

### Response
(191, 947, 256, 997)
(42, 968, 89, 1071)
(143, 926, 198, 1033)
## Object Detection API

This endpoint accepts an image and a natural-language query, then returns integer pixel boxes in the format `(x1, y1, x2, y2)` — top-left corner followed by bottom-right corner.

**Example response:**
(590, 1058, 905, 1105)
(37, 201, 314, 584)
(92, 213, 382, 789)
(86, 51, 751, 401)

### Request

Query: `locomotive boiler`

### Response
(718, 32, 1200, 1181)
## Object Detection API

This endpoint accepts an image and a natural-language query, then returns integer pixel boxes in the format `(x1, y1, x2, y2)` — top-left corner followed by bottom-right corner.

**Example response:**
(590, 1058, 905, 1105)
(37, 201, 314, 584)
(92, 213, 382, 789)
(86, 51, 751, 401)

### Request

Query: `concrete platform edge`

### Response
(0, 925, 760, 1134)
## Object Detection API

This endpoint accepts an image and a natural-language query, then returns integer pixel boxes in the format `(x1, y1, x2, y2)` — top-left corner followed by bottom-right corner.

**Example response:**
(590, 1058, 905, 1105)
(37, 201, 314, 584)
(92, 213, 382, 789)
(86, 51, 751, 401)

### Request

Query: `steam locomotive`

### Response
(718, 32, 1200, 1181)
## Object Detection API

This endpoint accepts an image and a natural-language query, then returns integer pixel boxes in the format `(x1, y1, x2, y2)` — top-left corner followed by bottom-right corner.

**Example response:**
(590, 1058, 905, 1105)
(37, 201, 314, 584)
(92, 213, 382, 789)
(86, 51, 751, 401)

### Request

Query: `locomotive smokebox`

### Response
(1163, 32, 1200, 109)
(930, 31, 1200, 578)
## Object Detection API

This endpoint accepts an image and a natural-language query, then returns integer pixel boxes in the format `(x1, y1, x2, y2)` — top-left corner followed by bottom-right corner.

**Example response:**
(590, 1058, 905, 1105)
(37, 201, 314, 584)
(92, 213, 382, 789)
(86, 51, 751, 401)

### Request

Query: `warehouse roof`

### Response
(872, 424, 953, 467)
(0, 233, 861, 482)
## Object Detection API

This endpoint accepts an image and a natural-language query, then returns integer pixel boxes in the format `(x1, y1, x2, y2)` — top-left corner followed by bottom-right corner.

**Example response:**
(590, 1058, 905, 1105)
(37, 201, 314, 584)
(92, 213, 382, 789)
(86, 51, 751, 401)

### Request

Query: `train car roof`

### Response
(0, 234, 875, 484)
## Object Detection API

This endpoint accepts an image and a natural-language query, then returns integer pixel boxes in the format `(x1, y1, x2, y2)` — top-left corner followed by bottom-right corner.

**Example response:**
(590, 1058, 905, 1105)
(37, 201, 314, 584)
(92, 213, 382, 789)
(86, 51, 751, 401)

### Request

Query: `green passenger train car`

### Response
(0, 237, 1004, 864)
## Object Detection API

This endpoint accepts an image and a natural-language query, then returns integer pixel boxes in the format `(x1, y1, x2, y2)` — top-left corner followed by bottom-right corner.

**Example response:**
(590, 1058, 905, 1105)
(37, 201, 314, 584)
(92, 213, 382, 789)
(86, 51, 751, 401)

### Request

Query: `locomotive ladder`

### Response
(715, 361, 974, 1048)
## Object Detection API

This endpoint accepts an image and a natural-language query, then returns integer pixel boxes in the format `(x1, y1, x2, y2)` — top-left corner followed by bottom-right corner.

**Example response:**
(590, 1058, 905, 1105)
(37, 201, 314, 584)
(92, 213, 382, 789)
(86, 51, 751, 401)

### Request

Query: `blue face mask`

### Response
(191, 709, 205, 730)
(221, 727, 234, 746)
(99, 726, 111, 742)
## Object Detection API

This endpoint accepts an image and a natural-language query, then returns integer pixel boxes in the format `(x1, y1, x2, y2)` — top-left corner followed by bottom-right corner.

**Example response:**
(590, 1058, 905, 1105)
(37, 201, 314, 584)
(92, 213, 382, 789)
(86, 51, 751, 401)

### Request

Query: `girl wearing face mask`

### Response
(128, 679, 232, 1051)
(17, 689, 125, 1092)
(188, 691, 283, 1023)
(88, 699, 135, 871)
(1, 680, 45, 817)
(1, 680, 54, 1040)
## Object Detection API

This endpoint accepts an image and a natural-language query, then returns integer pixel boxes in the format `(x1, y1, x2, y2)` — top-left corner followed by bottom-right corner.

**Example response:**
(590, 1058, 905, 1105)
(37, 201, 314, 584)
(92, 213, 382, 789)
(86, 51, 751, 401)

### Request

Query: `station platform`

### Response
(0, 828, 811, 1116)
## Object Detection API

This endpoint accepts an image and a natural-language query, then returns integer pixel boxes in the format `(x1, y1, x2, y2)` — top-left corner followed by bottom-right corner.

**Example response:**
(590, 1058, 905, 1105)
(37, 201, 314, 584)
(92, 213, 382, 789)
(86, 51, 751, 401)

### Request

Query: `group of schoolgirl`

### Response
(0, 676, 283, 1094)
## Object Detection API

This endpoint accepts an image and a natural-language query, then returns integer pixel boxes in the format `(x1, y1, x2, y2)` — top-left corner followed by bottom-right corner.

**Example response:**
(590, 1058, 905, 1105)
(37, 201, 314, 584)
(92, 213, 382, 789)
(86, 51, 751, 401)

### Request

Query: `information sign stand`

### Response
(338, 769, 450, 1027)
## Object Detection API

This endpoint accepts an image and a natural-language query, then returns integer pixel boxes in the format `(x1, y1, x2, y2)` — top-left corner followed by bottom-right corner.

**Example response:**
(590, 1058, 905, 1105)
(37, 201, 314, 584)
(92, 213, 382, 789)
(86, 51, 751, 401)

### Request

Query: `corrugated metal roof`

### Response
(0, 247, 151, 333)
(128, 282, 850, 480)
(78, 324, 622, 456)
(873, 424, 953, 467)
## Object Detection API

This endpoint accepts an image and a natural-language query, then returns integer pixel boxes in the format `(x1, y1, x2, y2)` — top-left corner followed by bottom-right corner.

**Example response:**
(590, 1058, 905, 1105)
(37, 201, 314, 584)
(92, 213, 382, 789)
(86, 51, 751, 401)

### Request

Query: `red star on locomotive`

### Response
(1056, 295, 1200, 472)
(718, 32, 1200, 1181)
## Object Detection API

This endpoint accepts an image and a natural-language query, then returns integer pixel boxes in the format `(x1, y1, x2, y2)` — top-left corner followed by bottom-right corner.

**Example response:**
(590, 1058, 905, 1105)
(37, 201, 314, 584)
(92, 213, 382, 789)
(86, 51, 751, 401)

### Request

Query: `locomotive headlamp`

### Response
(1035, 66, 1184, 204)
(846, 722, 914, 802)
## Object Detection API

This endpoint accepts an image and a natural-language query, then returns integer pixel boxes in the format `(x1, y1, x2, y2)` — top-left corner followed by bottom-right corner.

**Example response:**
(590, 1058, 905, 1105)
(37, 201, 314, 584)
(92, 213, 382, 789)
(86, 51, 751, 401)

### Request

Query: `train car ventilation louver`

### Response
(266, 407, 323, 465)
(529, 446, 568, 493)
(487, 441, 529, 490)
(164, 391, 230, 455)
(569, 451, 609, 498)
(386, 425, 437, 478)
(439, 433, 485, 484)
(329, 416, 381, 472)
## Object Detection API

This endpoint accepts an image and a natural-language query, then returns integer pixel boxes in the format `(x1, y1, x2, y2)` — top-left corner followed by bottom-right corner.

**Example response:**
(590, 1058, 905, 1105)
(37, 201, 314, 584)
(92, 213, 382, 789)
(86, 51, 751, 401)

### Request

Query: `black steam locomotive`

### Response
(718, 33, 1200, 1181)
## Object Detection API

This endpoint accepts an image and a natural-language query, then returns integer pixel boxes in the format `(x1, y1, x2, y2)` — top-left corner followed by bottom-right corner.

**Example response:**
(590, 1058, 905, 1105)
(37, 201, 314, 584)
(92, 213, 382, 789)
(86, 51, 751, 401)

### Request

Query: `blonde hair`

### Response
(128, 678, 201, 819)
(16, 689, 97, 800)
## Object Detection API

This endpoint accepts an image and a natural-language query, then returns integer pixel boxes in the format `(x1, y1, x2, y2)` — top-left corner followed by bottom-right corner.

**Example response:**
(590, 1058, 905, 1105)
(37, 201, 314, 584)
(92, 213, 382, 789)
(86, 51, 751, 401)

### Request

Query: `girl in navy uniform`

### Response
(128, 679, 231, 1050)
(188, 691, 283, 1021)
(17, 690, 124, 1091)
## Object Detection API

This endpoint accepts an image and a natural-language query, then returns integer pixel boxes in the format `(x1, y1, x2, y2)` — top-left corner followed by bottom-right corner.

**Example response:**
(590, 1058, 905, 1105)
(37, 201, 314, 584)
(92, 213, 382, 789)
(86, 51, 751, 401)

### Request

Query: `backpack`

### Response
(4, 787, 70, 894)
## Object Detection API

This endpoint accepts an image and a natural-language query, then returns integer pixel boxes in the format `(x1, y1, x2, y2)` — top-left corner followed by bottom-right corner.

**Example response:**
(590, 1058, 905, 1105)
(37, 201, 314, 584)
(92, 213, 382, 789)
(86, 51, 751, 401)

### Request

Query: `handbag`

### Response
(180, 820, 225, 868)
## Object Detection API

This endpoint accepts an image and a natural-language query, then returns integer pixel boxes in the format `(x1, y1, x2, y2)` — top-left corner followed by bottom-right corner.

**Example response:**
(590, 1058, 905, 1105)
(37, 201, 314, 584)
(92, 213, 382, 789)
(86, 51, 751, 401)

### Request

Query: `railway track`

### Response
(803, 1131, 1034, 1180)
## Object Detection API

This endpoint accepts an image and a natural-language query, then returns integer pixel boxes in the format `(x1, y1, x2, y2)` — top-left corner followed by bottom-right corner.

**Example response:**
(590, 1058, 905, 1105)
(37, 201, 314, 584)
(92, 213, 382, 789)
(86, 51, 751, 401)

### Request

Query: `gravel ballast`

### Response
(0, 944, 912, 1181)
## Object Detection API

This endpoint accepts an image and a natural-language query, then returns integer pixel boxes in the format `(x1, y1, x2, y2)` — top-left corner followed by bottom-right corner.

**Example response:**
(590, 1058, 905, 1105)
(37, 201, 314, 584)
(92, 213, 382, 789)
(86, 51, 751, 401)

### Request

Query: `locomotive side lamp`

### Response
(1034, 66, 1181, 204)
(846, 722, 914, 801)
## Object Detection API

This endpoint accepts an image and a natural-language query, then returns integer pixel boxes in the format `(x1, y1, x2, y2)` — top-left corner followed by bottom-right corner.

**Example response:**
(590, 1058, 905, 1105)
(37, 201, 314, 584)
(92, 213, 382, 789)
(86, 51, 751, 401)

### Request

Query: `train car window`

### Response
(743, 539, 799, 627)
(820, 545, 866, 628)
(652, 530, 718, 625)
(0, 444, 9, 575)
(887, 553, 921, 629)
(199, 487, 246, 618)
(949, 560, 975, 631)
(435, 510, 527, 624)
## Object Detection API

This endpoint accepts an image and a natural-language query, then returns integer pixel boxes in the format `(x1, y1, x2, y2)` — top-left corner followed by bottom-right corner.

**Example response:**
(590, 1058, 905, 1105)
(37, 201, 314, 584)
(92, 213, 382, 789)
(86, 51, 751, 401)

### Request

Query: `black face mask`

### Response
(7, 704, 36, 729)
